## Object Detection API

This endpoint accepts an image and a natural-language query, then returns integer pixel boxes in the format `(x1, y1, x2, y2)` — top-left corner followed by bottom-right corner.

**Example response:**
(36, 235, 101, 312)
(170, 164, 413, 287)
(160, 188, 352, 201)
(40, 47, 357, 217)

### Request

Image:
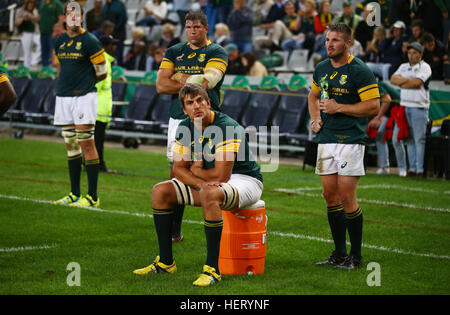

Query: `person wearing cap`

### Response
(333, 0, 362, 31)
(390, 41, 432, 177)
(94, 35, 117, 173)
(366, 20, 407, 81)
(224, 43, 245, 75)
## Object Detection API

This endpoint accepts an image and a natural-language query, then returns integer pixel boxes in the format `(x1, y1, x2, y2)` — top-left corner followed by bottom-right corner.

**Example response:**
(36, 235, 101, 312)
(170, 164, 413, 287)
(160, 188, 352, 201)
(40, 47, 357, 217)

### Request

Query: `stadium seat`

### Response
(272, 74, 310, 143)
(41, 81, 57, 124)
(424, 119, 450, 179)
(4, 67, 32, 121)
(109, 83, 159, 131)
(23, 77, 55, 124)
(240, 76, 281, 129)
(111, 66, 128, 118)
(149, 93, 172, 133)
(221, 76, 251, 122)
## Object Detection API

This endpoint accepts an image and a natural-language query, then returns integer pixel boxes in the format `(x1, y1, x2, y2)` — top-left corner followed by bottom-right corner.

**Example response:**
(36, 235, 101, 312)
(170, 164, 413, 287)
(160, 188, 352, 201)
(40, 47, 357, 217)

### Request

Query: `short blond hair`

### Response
(132, 27, 145, 39)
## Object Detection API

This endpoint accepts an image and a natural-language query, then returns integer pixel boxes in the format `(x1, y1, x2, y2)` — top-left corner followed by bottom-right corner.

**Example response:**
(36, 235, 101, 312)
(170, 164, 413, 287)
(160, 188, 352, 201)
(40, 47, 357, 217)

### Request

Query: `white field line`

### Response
(0, 194, 449, 260)
(0, 244, 57, 253)
(273, 188, 450, 214)
(281, 184, 449, 194)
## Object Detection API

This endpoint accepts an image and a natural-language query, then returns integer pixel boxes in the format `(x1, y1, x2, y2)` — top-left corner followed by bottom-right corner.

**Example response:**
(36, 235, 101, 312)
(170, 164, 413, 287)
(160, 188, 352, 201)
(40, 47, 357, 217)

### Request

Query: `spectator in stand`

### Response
(414, 0, 444, 43)
(146, 42, 160, 71)
(434, 0, 449, 45)
(280, 0, 316, 58)
(86, 0, 103, 32)
(421, 32, 446, 80)
(255, 0, 287, 44)
(159, 23, 181, 50)
(252, 0, 274, 26)
(213, 23, 232, 47)
(391, 42, 432, 177)
(92, 20, 115, 40)
(388, 0, 414, 28)
(227, 0, 253, 53)
(16, 0, 41, 68)
(409, 19, 425, 43)
(254, 0, 297, 51)
(363, 25, 385, 62)
(224, 43, 245, 75)
(241, 51, 268, 76)
(313, 0, 332, 35)
(349, 31, 364, 58)
(102, 0, 127, 66)
(172, 0, 190, 36)
(39, 0, 64, 67)
(444, 32, 450, 83)
(354, 3, 376, 50)
(136, 0, 168, 27)
(333, 0, 362, 31)
(124, 40, 147, 71)
(205, 0, 234, 35)
(366, 20, 408, 81)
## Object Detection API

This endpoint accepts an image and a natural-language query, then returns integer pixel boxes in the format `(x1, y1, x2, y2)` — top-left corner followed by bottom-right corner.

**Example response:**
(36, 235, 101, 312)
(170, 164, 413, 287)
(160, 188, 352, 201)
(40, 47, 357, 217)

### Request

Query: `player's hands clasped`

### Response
(319, 99, 340, 114)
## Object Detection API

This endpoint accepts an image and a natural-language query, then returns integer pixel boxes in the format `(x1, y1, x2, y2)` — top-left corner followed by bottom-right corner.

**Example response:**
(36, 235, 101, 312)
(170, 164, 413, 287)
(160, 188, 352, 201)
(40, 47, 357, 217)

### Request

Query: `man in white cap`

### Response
(390, 41, 432, 177)
(366, 20, 407, 81)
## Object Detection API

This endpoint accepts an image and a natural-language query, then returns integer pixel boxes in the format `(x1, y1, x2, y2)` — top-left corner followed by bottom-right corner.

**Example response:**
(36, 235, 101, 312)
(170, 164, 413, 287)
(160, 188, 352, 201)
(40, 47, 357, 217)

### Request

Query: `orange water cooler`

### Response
(219, 200, 267, 275)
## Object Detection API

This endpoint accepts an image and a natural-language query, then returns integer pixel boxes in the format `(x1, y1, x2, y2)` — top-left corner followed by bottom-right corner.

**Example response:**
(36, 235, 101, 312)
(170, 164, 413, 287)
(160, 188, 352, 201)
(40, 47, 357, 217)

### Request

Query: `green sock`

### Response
(346, 207, 363, 260)
(153, 208, 174, 265)
(85, 159, 99, 201)
(204, 219, 223, 272)
(68, 154, 82, 197)
(171, 204, 185, 238)
(327, 204, 347, 257)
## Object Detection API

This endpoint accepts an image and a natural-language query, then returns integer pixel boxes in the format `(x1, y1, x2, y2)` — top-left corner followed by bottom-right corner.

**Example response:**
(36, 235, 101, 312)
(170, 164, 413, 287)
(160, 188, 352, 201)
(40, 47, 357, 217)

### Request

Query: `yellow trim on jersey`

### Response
(54, 55, 60, 64)
(205, 59, 227, 73)
(311, 80, 320, 94)
(216, 141, 241, 153)
(347, 55, 354, 64)
(173, 140, 190, 155)
(90, 49, 106, 64)
(216, 139, 242, 153)
(359, 87, 380, 101)
(357, 83, 378, 95)
(210, 110, 215, 124)
(160, 58, 175, 70)
(0, 73, 9, 83)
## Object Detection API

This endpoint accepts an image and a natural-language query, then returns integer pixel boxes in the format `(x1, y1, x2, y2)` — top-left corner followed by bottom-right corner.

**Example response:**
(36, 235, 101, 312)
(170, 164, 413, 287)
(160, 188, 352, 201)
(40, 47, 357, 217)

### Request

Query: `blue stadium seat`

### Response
(4, 74, 32, 121)
(109, 83, 159, 131)
(221, 75, 251, 122)
(23, 77, 55, 124)
(240, 76, 281, 129)
(273, 86, 310, 143)
(149, 93, 172, 132)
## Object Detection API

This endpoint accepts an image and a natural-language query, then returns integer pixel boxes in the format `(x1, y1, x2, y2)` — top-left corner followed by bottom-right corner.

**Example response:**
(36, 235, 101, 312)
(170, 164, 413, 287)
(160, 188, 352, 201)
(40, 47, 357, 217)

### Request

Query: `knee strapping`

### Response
(61, 127, 81, 157)
(171, 178, 195, 206)
(76, 127, 95, 142)
(219, 183, 238, 210)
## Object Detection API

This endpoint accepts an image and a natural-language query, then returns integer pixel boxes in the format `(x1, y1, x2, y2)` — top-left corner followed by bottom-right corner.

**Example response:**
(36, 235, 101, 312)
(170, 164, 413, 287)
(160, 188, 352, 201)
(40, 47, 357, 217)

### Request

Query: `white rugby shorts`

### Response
(315, 143, 365, 176)
(227, 173, 263, 208)
(166, 117, 183, 163)
(54, 92, 98, 126)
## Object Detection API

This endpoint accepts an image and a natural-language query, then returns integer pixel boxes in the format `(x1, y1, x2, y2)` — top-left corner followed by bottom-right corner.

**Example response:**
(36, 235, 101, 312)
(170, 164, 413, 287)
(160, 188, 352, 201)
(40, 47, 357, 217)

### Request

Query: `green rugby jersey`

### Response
(173, 111, 262, 183)
(311, 55, 380, 144)
(54, 29, 105, 97)
(159, 41, 228, 119)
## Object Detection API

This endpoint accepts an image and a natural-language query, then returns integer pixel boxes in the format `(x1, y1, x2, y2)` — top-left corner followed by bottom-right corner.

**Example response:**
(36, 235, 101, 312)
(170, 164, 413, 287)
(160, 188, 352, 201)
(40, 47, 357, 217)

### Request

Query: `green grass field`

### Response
(0, 136, 449, 295)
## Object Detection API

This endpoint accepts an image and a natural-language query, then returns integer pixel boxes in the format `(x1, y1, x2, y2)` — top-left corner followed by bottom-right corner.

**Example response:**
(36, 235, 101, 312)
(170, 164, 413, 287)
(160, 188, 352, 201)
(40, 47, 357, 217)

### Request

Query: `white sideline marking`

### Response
(0, 244, 57, 253)
(1, 194, 449, 261)
(273, 188, 450, 214)
(278, 184, 449, 194)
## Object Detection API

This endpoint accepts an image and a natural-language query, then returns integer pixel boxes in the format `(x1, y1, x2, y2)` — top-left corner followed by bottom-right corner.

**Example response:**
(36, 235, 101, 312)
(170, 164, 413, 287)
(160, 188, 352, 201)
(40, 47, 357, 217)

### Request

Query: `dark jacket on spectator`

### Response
(227, 6, 253, 42)
(101, 0, 127, 41)
(379, 35, 407, 74)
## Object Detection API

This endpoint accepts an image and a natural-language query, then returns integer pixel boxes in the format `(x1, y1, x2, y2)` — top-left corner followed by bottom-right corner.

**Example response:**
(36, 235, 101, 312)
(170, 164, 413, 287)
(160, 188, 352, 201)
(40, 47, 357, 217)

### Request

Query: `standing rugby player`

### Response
(308, 23, 380, 269)
(52, 2, 107, 207)
(156, 10, 228, 242)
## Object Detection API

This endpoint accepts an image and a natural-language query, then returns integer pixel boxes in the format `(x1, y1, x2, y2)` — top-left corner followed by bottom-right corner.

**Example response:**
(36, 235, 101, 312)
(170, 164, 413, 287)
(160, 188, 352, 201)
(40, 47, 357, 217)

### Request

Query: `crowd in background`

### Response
(8, 0, 450, 81)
